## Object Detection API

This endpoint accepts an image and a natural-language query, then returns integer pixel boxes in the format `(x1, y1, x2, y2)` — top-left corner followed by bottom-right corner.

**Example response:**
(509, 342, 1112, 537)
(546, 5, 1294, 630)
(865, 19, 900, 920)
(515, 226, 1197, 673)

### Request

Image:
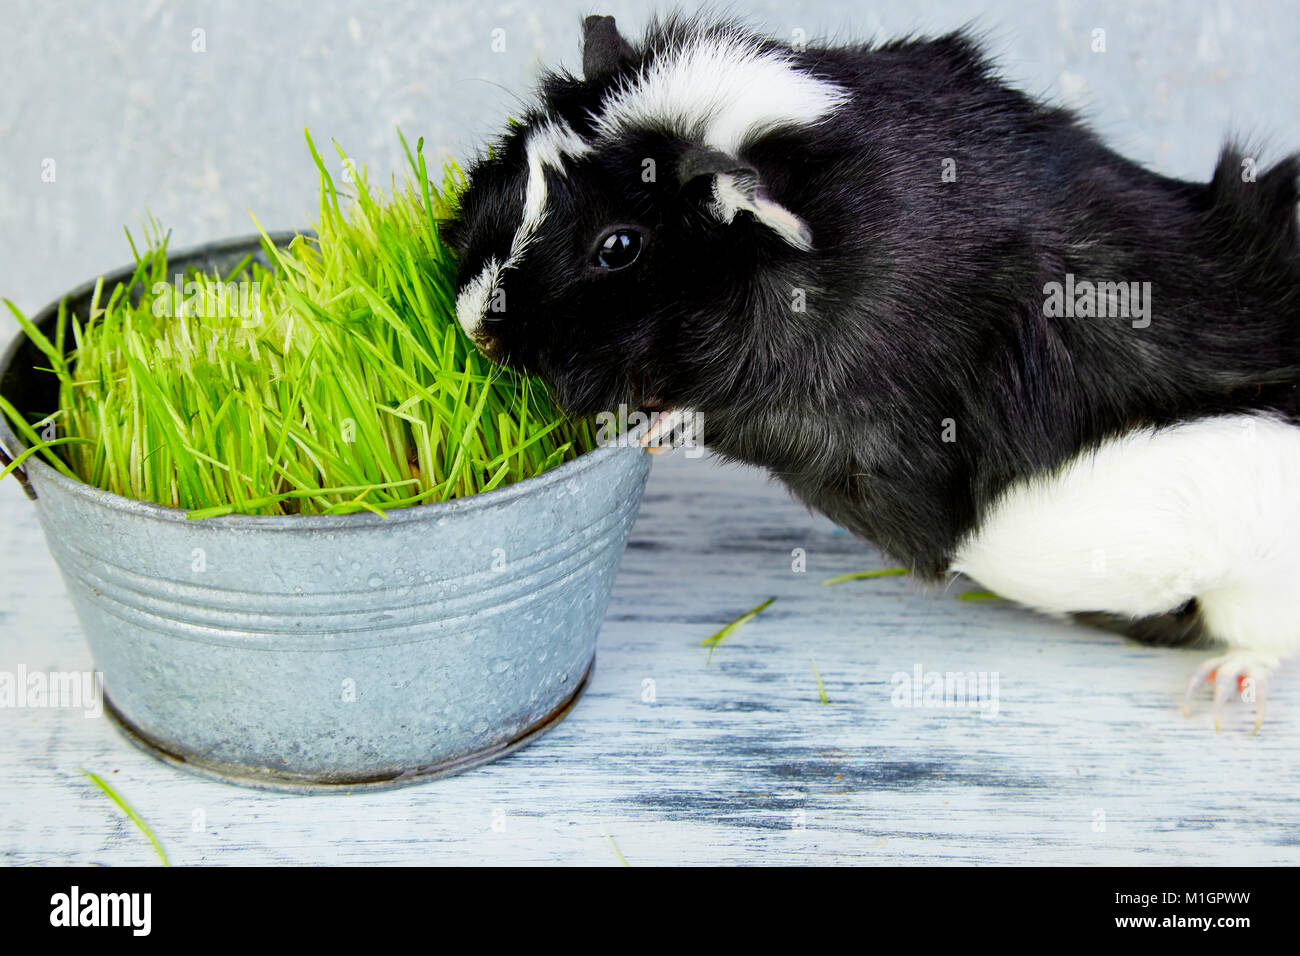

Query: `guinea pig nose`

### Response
(470, 330, 505, 363)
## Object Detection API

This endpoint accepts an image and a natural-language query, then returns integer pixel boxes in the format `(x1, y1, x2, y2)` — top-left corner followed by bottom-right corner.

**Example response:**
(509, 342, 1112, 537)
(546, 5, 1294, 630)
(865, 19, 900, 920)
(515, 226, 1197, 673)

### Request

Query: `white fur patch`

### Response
(459, 32, 849, 336)
(712, 172, 813, 250)
(590, 30, 850, 153)
(455, 255, 501, 338)
(459, 122, 591, 337)
(513, 121, 591, 261)
(951, 414, 1300, 659)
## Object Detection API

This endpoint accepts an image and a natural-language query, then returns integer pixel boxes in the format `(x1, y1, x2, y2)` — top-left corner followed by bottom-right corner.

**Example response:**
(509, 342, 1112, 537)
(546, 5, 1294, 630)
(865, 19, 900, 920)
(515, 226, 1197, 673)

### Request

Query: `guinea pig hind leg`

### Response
(951, 413, 1300, 731)
(1072, 601, 1209, 649)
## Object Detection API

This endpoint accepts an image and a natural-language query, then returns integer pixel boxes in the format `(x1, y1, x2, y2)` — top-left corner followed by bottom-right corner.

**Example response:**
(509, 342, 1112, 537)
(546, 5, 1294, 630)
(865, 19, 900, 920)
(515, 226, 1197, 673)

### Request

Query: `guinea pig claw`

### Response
(1182, 652, 1274, 733)
(641, 408, 685, 452)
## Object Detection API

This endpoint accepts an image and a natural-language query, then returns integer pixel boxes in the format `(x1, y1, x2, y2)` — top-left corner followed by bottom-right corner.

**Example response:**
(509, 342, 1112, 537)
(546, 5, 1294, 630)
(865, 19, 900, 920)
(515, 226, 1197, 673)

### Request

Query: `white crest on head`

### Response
(458, 28, 849, 338)
(589, 30, 850, 154)
(589, 28, 847, 249)
(513, 121, 592, 260)
(458, 122, 592, 337)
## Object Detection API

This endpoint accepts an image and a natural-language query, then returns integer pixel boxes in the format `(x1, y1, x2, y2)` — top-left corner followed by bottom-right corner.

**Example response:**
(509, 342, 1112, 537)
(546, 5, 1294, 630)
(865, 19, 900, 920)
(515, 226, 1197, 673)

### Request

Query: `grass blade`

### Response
(822, 567, 908, 586)
(80, 770, 170, 866)
(700, 596, 776, 664)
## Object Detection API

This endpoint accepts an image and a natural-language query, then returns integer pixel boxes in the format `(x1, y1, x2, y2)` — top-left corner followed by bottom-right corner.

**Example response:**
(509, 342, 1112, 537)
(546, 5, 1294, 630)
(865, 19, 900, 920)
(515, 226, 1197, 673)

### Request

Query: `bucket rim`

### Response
(0, 232, 646, 529)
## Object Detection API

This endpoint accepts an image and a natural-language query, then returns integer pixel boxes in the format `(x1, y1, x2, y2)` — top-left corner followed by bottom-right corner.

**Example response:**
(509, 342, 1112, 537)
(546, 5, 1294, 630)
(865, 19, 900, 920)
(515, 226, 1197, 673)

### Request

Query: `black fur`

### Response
(582, 14, 638, 80)
(448, 14, 1300, 584)
(1073, 601, 1210, 649)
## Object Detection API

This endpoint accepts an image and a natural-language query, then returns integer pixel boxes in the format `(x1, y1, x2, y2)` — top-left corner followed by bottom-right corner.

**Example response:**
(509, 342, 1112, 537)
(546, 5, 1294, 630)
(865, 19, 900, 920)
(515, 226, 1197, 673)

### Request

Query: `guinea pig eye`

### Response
(591, 227, 644, 271)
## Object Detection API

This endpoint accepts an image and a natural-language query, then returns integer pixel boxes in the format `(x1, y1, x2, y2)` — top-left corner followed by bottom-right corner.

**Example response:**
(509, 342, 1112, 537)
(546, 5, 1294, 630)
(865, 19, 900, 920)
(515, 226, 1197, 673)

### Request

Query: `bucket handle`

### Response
(0, 445, 38, 501)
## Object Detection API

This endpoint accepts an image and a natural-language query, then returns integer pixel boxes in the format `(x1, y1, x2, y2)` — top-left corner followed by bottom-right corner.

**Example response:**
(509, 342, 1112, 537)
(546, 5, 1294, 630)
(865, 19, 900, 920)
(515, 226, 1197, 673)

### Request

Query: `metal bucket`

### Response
(0, 235, 651, 792)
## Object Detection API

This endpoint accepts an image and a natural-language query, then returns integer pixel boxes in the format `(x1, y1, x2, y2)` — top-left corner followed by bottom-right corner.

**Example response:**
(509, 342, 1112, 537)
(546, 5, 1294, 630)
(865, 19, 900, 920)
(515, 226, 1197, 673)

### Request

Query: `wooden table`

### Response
(2, 451, 1296, 865)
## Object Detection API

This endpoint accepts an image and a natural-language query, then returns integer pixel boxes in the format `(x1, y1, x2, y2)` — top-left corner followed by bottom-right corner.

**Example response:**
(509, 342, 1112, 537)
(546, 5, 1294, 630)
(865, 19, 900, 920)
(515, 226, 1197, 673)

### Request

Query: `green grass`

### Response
(821, 567, 908, 586)
(810, 659, 829, 704)
(818, 567, 1000, 601)
(80, 770, 169, 866)
(700, 596, 776, 663)
(605, 834, 630, 866)
(1, 130, 596, 517)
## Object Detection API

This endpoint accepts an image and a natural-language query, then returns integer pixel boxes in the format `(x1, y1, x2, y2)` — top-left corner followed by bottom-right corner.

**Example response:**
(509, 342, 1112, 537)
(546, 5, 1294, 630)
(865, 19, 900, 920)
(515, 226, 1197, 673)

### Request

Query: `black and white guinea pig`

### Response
(447, 13, 1300, 730)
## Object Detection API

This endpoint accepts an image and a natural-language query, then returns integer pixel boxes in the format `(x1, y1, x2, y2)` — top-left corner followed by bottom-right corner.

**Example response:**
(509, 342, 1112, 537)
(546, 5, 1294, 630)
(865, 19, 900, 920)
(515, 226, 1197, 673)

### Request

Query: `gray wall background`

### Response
(1, 0, 1297, 338)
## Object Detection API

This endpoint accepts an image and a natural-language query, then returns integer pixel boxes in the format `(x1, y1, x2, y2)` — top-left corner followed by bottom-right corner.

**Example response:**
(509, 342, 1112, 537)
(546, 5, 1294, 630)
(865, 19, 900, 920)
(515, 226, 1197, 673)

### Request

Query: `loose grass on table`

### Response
(1, 131, 596, 517)
(810, 658, 830, 704)
(821, 567, 908, 587)
(80, 769, 169, 866)
(700, 596, 776, 663)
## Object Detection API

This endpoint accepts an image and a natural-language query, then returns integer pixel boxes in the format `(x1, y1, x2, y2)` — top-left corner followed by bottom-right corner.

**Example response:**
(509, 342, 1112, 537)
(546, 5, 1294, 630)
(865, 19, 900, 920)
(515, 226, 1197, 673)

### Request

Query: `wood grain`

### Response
(2, 451, 1296, 865)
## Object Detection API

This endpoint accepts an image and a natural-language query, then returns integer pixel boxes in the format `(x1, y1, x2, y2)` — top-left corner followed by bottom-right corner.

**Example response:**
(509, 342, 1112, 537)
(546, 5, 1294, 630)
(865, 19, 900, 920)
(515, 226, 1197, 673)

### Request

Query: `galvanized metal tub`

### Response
(0, 235, 651, 792)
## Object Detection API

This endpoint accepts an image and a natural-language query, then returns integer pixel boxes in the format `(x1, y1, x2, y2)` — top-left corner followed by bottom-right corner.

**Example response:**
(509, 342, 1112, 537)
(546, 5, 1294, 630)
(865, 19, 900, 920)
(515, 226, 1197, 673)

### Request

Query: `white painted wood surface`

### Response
(1, 450, 1297, 865)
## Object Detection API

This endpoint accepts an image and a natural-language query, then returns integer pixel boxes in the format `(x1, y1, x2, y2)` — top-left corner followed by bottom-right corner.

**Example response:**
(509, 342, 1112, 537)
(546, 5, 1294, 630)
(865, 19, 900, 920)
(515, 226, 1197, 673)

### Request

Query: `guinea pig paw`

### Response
(641, 410, 671, 455)
(1181, 651, 1277, 734)
(641, 408, 695, 454)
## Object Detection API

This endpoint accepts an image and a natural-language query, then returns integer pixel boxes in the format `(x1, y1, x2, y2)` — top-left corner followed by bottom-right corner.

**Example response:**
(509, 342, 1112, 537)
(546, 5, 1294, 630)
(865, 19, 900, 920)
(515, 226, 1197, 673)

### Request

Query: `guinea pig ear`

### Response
(676, 146, 814, 251)
(582, 15, 636, 82)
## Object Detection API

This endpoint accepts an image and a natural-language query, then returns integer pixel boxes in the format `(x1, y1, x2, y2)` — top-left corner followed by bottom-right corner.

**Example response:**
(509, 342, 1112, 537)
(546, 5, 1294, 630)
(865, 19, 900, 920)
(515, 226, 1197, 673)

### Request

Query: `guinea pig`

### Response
(447, 13, 1300, 731)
